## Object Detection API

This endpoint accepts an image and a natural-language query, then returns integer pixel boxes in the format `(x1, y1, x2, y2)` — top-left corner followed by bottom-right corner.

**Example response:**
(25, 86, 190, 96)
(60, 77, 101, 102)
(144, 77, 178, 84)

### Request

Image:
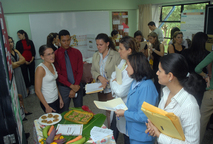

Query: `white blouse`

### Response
(157, 87, 200, 144)
(110, 59, 133, 135)
(38, 63, 58, 103)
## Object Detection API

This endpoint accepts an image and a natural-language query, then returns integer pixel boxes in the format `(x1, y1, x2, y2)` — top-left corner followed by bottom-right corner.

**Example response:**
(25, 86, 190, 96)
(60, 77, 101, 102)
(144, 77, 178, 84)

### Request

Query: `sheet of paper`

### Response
(118, 25, 124, 30)
(56, 124, 83, 136)
(124, 28, 129, 33)
(94, 98, 128, 111)
(90, 126, 113, 142)
(113, 20, 120, 25)
(86, 83, 103, 94)
(122, 15, 128, 18)
(115, 66, 122, 85)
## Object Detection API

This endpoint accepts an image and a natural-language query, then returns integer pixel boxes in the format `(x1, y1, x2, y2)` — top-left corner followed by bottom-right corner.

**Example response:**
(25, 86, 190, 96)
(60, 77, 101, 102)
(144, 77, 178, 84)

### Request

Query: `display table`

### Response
(33, 111, 116, 144)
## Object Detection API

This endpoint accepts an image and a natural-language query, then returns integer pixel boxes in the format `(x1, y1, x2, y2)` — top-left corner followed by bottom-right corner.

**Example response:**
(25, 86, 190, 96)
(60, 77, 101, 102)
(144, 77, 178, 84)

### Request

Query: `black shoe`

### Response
(25, 133, 30, 139)
(23, 118, 27, 121)
(25, 112, 32, 116)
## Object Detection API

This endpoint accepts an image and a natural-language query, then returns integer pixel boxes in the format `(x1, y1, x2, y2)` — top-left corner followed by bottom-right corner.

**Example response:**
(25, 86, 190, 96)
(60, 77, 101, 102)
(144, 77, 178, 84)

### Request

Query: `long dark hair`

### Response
(188, 32, 208, 65)
(95, 33, 116, 51)
(8, 36, 14, 50)
(119, 36, 138, 53)
(47, 33, 58, 47)
(134, 30, 144, 42)
(160, 53, 206, 96)
(148, 32, 160, 49)
(128, 52, 154, 81)
(17, 30, 30, 46)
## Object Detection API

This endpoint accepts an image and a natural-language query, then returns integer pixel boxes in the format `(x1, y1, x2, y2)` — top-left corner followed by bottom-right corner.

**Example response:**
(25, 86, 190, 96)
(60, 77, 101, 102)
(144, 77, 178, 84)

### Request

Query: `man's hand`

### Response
(69, 89, 76, 98)
(70, 84, 80, 92)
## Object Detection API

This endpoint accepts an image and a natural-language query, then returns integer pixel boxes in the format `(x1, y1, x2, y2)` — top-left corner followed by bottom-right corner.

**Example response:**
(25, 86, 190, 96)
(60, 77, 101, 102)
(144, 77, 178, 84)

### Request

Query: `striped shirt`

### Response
(157, 87, 200, 144)
(99, 49, 111, 93)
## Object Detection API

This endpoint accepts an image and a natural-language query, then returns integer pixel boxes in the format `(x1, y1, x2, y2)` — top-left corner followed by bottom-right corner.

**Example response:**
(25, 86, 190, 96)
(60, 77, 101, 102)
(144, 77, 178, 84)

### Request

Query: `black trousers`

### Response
(40, 99, 60, 113)
(110, 112, 130, 144)
(20, 61, 35, 88)
(58, 83, 83, 113)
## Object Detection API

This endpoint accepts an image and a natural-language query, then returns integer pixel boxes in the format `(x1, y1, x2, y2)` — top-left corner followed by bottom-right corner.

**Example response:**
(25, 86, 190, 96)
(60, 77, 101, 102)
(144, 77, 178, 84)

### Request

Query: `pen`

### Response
(103, 73, 109, 84)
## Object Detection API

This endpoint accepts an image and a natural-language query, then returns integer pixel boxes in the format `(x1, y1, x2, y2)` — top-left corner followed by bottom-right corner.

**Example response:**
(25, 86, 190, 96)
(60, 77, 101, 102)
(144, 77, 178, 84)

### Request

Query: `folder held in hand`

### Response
(94, 98, 128, 111)
(141, 102, 185, 141)
(85, 83, 103, 94)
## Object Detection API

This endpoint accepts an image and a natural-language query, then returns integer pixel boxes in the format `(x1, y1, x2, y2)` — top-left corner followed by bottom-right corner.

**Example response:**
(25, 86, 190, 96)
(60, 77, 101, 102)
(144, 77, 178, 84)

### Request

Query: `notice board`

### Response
(112, 12, 129, 47)
(180, 9, 205, 40)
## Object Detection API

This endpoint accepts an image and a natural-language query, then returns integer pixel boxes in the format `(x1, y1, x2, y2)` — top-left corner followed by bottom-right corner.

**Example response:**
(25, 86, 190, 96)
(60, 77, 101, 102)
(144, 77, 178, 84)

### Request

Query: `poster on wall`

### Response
(10, 77, 23, 143)
(180, 9, 205, 40)
(0, 2, 12, 85)
(70, 34, 97, 60)
(112, 12, 129, 48)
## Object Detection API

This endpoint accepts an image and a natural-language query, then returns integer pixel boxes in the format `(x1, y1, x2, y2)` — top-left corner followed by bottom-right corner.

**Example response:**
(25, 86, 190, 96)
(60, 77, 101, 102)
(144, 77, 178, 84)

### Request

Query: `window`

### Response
(159, 1, 210, 52)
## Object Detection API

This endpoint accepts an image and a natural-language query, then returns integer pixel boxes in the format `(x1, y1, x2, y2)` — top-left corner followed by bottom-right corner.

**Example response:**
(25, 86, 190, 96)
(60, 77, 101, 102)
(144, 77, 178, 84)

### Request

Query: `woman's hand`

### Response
(115, 109, 125, 117)
(148, 46, 154, 53)
(112, 78, 117, 82)
(25, 61, 30, 65)
(145, 119, 161, 138)
(98, 76, 109, 89)
(45, 106, 56, 113)
(206, 77, 210, 88)
(59, 98, 64, 109)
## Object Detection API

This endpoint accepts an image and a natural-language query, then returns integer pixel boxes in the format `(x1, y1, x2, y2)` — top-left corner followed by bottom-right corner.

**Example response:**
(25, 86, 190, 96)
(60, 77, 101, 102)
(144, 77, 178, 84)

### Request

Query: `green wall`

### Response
(1, 0, 200, 14)
(1, 0, 208, 50)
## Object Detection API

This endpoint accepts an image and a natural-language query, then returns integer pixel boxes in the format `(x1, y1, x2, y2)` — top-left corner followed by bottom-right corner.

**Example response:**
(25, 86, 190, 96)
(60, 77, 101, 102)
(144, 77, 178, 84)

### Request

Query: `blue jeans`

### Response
(129, 139, 155, 144)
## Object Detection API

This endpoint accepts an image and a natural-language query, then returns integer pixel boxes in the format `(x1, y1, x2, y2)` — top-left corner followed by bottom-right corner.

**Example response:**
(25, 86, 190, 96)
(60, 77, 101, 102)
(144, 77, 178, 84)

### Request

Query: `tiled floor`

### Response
(23, 93, 213, 144)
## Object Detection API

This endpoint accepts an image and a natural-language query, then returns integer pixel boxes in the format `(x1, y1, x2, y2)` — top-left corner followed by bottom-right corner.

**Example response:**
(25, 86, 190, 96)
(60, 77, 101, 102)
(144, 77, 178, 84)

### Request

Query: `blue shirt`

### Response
(124, 79, 158, 142)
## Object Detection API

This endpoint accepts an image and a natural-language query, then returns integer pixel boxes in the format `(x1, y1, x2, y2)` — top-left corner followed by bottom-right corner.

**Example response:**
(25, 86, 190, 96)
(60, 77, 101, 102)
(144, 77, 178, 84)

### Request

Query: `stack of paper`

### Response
(90, 126, 113, 142)
(94, 98, 128, 111)
(85, 83, 103, 94)
(56, 124, 83, 136)
(141, 102, 185, 141)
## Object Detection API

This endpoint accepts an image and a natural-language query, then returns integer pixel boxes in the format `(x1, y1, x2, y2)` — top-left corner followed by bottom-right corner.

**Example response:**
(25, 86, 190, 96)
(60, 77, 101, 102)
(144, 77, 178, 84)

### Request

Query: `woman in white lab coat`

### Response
(110, 36, 138, 144)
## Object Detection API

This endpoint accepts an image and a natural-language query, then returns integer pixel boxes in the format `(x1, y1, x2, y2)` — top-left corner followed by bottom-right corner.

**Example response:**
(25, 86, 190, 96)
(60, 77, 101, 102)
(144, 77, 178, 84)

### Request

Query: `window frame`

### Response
(159, 1, 210, 23)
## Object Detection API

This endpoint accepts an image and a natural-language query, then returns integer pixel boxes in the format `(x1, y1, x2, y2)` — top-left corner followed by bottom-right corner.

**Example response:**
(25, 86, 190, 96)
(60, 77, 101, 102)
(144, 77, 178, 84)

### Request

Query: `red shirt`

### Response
(54, 47, 83, 87)
(21, 39, 32, 62)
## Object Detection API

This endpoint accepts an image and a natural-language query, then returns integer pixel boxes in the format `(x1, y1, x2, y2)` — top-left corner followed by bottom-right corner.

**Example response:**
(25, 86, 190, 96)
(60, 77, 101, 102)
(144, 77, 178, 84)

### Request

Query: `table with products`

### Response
(33, 109, 116, 144)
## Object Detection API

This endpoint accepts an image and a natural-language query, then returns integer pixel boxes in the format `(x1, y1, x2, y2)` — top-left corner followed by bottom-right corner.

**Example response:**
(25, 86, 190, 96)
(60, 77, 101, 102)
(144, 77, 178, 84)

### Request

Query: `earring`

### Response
(169, 79, 171, 82)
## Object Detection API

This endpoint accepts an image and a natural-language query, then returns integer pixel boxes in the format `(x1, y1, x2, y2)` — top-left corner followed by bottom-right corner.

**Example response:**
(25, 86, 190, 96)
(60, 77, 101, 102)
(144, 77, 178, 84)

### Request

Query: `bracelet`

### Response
(203, 74, 208, 79)
(152, 48, 155, 51)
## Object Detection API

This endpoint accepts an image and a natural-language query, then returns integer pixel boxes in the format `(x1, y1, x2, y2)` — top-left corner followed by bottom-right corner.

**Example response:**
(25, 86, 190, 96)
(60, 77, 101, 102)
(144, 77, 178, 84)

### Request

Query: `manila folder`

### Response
(115, 66, 122, 85)
(141, 102, 185, 141)
(94, 98, 128, 111)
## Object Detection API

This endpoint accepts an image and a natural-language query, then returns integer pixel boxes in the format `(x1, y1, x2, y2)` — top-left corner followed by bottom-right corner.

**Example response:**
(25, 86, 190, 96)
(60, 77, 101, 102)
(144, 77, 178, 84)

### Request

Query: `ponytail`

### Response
(180, 73, 206, 97)
(160, 53, 206, 96)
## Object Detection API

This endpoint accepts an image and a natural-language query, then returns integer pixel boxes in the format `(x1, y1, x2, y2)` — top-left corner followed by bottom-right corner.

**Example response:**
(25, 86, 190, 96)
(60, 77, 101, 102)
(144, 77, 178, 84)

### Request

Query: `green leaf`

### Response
(56, 110, 106, 142)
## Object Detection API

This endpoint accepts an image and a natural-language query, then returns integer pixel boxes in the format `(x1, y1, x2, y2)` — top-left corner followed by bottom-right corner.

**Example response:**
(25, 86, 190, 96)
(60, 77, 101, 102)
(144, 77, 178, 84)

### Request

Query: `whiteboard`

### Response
(180, 9, 205, 40)
(29, 11, 110, 59)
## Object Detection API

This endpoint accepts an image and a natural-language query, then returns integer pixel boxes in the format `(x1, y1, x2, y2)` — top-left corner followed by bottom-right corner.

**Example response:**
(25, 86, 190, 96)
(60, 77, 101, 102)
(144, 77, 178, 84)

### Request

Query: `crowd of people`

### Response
(9, 20, 213, 143)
